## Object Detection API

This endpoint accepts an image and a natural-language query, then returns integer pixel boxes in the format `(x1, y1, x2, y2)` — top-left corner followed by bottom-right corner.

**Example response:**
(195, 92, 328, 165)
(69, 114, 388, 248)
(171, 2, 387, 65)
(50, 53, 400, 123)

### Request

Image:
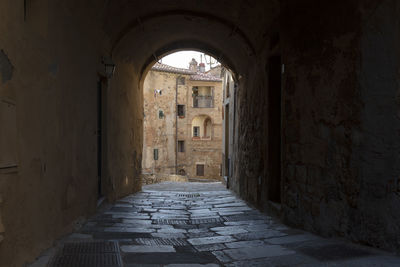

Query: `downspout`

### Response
(175, 76, 180, 174)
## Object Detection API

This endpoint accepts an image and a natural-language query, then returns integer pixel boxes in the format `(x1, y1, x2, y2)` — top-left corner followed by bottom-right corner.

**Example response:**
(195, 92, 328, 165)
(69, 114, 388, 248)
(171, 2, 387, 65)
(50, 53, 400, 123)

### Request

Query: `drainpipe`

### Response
(175, 76, 180, 174)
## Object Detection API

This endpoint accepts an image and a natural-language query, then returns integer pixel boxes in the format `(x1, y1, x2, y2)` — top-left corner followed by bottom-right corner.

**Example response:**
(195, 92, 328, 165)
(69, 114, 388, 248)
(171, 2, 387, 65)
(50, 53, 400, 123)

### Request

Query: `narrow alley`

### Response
(32, 182, 400, 267)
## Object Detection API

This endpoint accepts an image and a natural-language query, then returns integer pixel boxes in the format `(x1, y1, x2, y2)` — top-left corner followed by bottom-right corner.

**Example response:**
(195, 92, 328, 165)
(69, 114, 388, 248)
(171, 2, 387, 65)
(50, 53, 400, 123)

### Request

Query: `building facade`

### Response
(142, 59, 223, 180)
(221, 69, 237, 187)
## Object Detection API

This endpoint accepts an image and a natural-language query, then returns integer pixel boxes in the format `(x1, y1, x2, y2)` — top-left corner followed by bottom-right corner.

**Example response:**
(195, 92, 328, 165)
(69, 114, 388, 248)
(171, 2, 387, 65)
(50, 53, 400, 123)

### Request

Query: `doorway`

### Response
(97, 78, 106, 198)
(267, 55, 282, 203)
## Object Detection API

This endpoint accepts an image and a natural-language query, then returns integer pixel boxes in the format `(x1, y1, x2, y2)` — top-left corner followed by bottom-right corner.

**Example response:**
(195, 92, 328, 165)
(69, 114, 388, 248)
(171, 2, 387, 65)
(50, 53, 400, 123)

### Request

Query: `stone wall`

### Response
(142, 173, 188, 185)
(353, 0, 400, 250)
(142, 70, 183, 174)
(0, 2, 104, 265)
(0, 1, 143, 265)
(229, 0, 400, 253)
(142, 69, 223, 180)
(280, 0, 362, 237)
(106, 60, 143, 201)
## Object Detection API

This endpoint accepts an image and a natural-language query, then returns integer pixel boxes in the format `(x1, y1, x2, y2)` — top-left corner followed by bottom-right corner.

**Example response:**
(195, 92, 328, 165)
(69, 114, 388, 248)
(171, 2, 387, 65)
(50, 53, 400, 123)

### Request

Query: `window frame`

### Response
(196, 164, 205, 176)
(178, 140, 185, 152)
(193, 126, 200, 137)
(177, 105, 185, 117)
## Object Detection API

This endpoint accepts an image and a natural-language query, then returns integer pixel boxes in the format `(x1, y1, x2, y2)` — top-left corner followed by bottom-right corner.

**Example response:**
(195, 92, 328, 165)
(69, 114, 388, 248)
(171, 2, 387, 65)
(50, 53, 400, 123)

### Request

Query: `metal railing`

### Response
(193, 95, 213, 108)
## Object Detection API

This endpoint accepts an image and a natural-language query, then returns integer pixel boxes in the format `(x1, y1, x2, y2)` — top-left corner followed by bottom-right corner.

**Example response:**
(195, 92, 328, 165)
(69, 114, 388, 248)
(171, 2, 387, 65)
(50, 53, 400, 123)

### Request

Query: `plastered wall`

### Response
(0, 1, 143, 266)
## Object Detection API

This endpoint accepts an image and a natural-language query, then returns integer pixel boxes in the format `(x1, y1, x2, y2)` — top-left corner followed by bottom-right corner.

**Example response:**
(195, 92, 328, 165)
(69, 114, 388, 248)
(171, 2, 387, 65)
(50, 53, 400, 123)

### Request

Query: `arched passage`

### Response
(2, 1, 400, 265)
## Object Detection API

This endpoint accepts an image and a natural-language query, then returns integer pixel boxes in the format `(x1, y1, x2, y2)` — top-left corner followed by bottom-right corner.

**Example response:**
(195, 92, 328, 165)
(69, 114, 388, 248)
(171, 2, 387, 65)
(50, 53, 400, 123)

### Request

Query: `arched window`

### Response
(192, 115, 212, 139)
(178, 169, 186, 176)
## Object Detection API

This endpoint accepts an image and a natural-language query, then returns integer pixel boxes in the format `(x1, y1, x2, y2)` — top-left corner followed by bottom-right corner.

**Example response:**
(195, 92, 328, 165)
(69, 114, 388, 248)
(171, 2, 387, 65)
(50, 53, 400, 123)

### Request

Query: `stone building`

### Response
(206, 64, 223, 78)
(142, 59, 223, 180)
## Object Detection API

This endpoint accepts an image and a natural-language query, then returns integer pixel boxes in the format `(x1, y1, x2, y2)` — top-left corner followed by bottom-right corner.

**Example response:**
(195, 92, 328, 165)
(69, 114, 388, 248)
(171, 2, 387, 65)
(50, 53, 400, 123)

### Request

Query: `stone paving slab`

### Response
(187, 235, 236, 245)
(36, 182, 400, 267)
(225, 240, 265, 249)
(224, 245, 296, 260)
(121, 245, 176, 253)
(265, 233, 320, 245)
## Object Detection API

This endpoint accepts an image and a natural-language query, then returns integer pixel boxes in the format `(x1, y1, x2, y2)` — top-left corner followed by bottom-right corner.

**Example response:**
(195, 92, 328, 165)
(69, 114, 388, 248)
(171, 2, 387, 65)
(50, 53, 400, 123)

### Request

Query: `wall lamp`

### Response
(102, 56, 116, 78)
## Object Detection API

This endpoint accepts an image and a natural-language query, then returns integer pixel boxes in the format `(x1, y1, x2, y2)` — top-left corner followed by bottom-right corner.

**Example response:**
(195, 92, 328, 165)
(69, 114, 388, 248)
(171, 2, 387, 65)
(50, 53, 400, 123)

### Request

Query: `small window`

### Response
(178, 140, 185, 152)
(153, 149, 159, 160)
(178, 77, 185, 85)
(193, 126, 200, 137)
(192, 87, 198, 96)
(159, 110, 164, 119)
(196, 164, 204, 176)
(178, 169, 186, 175)
(177, 105, 185, 117)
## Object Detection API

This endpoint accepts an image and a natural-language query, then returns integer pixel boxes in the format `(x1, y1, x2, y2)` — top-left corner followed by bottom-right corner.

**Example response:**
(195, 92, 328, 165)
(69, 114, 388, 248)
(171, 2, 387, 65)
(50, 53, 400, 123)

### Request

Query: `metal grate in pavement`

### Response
(154, 219, 189, 225)
(177, 193, 201, 198)
(48, 253, 122, 267)
(135, 238, 188, 246)
(48, 241, 122, 267)
(190, 217, 225, 224)
(62, 241, 119, 254)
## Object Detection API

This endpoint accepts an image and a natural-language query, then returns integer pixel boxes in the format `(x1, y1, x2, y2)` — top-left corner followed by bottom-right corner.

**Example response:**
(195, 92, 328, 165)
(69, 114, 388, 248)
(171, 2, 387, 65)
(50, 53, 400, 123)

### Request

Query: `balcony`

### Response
(193, 95, 213, 108)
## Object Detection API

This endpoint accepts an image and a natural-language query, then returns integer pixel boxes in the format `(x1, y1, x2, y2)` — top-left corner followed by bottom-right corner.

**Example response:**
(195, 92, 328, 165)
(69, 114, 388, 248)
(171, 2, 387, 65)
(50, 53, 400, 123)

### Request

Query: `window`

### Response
(193, 126, 200, 137)
(177, 105, 185, 117)
(178, 140, 185, 152)
(178, 77, 185, 85)
(159, 110, 164, 119)
(153, 149, 159, 160)
(196, 164, 204, 176)
(178, 169, 186, 175)
(192, 86, 213, 108)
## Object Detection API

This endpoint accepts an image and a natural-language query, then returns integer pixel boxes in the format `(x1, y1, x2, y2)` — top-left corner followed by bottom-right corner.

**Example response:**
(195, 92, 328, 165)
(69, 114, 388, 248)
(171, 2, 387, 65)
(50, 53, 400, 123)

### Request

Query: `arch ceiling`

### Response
(102, 1, 280, 76)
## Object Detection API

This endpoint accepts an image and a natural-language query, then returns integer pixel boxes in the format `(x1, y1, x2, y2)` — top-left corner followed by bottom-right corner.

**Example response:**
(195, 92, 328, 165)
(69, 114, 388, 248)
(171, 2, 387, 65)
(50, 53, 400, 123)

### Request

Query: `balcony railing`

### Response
(193, 95, 213, 108)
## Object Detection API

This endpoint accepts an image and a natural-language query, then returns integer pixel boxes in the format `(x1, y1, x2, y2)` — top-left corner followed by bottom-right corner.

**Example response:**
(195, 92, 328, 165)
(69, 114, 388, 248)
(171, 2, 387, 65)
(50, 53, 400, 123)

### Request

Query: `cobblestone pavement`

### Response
(34, 182, 400, 266)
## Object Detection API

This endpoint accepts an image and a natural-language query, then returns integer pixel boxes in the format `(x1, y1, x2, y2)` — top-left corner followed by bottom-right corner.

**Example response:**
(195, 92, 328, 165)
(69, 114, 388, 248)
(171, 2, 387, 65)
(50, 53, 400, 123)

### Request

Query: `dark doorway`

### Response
(97, 79, 105, 198)
(267, 55, 282, 203)
(196, 164, 205, 176)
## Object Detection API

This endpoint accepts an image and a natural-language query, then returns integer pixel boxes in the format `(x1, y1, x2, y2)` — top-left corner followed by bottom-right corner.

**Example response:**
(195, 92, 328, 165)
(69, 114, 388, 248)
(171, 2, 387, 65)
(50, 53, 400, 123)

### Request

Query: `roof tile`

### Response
(151, 62, 222, 82)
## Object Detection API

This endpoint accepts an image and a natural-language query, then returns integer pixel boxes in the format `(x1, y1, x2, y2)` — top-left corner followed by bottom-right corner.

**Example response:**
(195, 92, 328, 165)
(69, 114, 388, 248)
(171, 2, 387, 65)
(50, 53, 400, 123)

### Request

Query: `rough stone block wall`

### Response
(230, 0, 400, 253)
(280, 0, 362, 237)
(142, 71, 184, 174)
(353, 0, 400, 250)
